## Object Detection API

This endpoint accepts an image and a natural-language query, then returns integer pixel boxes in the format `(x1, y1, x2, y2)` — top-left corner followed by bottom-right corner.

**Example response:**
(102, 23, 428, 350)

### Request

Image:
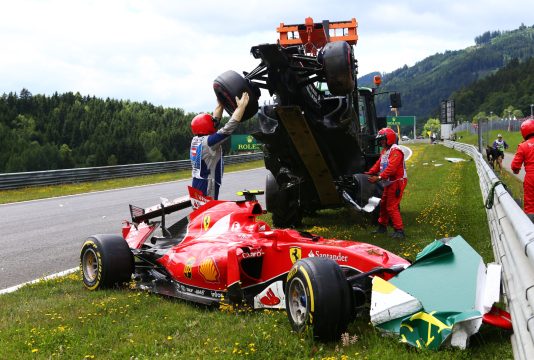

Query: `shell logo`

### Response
(199, 257, 220, 283)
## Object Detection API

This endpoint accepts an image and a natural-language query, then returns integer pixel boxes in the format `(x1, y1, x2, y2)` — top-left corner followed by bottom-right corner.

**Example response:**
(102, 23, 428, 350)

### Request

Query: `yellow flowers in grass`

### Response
(415, 162, 463, 239)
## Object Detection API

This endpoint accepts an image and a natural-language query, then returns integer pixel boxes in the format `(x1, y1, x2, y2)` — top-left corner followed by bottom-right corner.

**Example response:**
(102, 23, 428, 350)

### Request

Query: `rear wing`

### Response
(129, 195, 191, 224)
(277, 17, 358, 54)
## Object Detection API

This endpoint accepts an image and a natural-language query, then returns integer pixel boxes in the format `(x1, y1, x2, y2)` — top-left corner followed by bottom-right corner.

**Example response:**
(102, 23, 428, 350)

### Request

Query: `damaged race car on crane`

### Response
(81, 187, 410, 342)
(212, 17, 402, 227)
(81, 188, 511, 349)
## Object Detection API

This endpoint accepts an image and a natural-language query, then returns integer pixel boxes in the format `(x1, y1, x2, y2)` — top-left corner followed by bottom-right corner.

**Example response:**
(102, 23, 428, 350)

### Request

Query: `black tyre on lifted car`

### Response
(213, 18, 400, 227)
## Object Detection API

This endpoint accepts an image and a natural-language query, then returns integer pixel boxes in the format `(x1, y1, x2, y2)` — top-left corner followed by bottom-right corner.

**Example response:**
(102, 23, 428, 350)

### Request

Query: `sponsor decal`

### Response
(260, 288, 280, 306)
(203, 215, 211, 231)
(183, 257, 195, 279)
(307, 250, 348, 262)
(289, 246, 302, 264)
(199, 257, 220, 283)
(241, 249, 264, 259)
(287, 267, 298, 281)
(176, 283, 223, 299)
(210, 291, 223, 299)
(253, 281, 285, 309)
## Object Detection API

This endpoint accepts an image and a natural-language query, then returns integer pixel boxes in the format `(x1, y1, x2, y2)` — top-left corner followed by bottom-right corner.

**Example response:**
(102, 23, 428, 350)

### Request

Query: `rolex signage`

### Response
(231, 135, 261, 152)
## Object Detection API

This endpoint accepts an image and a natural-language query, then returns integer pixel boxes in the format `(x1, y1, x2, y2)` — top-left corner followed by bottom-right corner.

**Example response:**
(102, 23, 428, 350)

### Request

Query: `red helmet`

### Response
(520, 119, 534, 140)
(191, 113, 216, 135)
(376, 127, 397, 146)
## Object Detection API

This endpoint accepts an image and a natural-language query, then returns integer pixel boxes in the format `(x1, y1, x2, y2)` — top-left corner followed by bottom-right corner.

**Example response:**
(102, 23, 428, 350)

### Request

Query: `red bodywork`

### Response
(121, 189, 409, 307)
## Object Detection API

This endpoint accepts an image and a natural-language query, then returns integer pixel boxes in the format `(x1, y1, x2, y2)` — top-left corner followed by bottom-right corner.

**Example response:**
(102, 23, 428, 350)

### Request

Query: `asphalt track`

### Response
(0, 147, 414, 292)
(0, 168, 268, 291)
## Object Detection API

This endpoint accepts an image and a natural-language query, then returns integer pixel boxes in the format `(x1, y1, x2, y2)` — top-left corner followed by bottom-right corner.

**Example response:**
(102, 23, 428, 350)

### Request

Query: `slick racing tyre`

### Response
(321, 41, 355, 96)
(213, 70, 260, 121)
(80, 235, 134, 290)
(265, 171, 278, 213)
(285, 257, 352, 342)
(265, 172, 302, 228)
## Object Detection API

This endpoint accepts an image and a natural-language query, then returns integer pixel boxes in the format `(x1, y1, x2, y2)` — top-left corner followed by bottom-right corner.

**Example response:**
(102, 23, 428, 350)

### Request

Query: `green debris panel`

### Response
(371, 236, 501, 350)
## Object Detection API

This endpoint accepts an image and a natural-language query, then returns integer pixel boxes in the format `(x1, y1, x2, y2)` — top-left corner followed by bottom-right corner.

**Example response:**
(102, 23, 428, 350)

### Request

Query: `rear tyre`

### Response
(213, 70, 260, 121)
(285, 257, 352, 342)
(322, 41, 355, 96)
(80, 235, 134, 290)
(265, 172, 302, 228)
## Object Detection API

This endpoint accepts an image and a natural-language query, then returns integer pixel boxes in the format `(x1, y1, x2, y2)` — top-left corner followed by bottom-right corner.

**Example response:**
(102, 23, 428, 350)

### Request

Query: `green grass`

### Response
(0, 160, 265, 205)
(0, 146, 513, 359)
(455, 129, 523, 151)
(454, 130, 525, 207)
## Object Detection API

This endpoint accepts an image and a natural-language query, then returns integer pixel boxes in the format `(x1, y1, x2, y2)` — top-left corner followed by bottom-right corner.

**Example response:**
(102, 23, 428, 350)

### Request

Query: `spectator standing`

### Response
(492, 133, 509, 173)
(511, 120, 534, 222)
(190, 92, 249, 199)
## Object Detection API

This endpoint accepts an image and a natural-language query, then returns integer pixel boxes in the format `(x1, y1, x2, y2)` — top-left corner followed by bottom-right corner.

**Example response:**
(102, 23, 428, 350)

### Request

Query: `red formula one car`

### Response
(80, 188, 409, 341)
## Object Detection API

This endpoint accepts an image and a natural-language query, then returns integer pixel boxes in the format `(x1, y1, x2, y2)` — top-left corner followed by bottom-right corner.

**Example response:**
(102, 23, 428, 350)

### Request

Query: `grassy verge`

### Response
(453, 130, 524, 207)
(455, 129, 522, 151)
(0, 145, 512, 359)
(0, 160, 265, 205)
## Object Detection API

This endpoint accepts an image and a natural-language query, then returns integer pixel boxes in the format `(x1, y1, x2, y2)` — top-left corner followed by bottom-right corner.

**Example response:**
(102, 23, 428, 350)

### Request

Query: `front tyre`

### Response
(322, 41, 355, 96)
(285, 257, 352, 342)
(80, 235, 134, 290)
(213, 70, 260, 121)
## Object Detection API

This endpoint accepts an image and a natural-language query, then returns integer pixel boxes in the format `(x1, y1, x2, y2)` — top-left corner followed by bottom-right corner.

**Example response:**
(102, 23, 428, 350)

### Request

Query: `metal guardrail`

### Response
(443, 140, 534, 360)
(0, 153, 264, 190)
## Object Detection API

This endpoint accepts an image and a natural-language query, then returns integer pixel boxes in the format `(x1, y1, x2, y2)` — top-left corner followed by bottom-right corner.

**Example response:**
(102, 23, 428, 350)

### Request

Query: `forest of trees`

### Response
(452, 56, 534, 122)
(3, 24, 534, 173)
(362, 24, 534, 121)
(0, 90, 258, 173)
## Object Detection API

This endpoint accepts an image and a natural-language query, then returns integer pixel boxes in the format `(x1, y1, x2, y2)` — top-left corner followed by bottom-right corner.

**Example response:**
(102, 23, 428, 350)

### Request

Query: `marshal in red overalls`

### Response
(366, 128, 408, 238)
(511, 119, 534, 219)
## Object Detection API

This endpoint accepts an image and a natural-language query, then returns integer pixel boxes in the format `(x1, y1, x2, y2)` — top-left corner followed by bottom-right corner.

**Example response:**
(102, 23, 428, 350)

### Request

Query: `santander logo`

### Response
(260, 288, 280, 306)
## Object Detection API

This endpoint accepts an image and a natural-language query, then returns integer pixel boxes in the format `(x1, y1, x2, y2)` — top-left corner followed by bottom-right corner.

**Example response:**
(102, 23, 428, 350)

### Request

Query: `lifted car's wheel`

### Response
(80, 235, 134, 290)
(265, 172, 278, 213)
(321, 41, 355, 96)
(213, 70, 260, 121)
(285, 257, 352, 341)
(265, 172, 302, 228)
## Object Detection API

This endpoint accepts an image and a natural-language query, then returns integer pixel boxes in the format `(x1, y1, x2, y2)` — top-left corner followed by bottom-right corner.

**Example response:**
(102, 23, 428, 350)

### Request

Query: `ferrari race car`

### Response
(81, 187, 409, 341)
(212, 17, 401, 227)
(81, 189, 511, 348)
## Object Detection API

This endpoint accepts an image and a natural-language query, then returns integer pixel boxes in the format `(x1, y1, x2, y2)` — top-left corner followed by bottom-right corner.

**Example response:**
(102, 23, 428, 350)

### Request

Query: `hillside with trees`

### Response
(452, 56, 534, 122)
(0, 90, 257, 173)
(360, 24, 534, 120)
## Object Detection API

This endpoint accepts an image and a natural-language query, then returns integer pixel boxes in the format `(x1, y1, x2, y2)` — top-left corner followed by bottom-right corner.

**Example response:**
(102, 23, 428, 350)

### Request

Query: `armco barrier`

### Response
(443, 140, 534, 359)
(0, 153, 264, 190)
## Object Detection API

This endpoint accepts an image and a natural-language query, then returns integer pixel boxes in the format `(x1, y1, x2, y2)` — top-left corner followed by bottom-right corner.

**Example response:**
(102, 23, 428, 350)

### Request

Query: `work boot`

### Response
(391, 229, 405, 239)
(371, 224, 387, 234)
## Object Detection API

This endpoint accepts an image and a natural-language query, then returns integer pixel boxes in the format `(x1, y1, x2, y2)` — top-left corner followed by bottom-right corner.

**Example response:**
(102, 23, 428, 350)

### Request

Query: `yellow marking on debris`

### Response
(372, 277, 397, 294)
(409, 311, 452, 333)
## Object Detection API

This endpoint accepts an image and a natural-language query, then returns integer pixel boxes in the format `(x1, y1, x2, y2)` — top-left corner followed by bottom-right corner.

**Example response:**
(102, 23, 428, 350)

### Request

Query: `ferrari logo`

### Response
(183, 257, 195, 279)
(289, 247, 301, 264)
(203, 215, 211, 231)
